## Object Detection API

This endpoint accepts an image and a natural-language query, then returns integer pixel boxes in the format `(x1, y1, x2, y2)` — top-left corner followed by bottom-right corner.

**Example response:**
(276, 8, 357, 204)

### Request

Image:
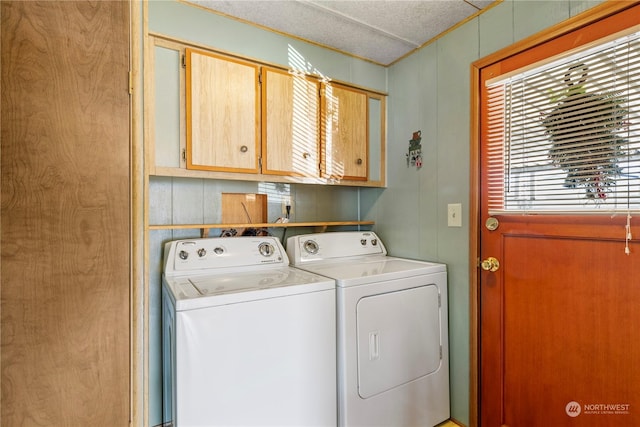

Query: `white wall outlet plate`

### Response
(447, 203, 462, 227)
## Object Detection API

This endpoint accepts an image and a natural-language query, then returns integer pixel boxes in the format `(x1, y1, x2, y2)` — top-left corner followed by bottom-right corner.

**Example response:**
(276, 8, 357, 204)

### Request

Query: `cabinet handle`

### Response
(240, 145, 248, 153)
(356, 158, 363, 165)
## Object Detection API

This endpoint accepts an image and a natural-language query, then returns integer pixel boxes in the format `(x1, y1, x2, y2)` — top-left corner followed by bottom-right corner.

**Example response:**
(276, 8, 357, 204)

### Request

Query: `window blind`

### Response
(485, 30, 640, 215)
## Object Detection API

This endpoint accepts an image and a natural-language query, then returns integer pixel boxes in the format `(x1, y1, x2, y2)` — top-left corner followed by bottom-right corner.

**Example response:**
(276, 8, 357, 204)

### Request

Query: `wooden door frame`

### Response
(131, 1, 145, 426)
(468, 2, 640, 426)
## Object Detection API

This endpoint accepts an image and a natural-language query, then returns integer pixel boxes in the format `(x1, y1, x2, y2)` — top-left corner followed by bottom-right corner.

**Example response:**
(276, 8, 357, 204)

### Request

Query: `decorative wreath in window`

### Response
(542, 64, 629, 201)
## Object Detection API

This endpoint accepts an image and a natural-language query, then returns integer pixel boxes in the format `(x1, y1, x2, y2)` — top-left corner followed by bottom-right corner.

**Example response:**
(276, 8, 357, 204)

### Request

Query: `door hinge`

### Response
(182, 148, 186, 162)
(258, 156, 263, 169)
(128, 71, 133, 95)
(258, 71, 262, 85)
(181, 54, 186, 68)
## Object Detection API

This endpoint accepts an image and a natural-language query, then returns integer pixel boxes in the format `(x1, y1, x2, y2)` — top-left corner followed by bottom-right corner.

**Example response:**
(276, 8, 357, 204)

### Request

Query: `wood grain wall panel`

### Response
(1, 1, 130, 426)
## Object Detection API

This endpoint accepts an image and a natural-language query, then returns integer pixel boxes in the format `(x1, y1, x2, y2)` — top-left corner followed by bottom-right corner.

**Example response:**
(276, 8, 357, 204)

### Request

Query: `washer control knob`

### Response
(303, 240, 319, 254)
(361, 239, 367, 246)
(197, 248, 206, 257)
(371, 239, 378, 246)
(259, 242, 275, 257)
(213, 247, 224, 255)
(178, 250, 189, 260)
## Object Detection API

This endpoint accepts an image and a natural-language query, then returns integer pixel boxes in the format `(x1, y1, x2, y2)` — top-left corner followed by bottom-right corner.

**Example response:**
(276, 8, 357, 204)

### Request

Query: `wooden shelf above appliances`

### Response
(149, 221, 375, 237)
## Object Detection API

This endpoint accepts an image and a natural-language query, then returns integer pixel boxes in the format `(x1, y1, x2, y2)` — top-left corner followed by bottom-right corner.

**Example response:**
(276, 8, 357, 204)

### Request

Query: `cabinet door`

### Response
(186, 49, 260, 173)
(322, 84, 368, 181)
(262, 68, 320, 177)
(368, 94, 386, 186)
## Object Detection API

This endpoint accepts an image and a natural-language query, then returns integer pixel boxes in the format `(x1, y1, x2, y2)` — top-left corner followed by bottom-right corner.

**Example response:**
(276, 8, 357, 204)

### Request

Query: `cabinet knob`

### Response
(356, 158, 363, 165)
(240, 145, 248, 153)
(302, 152, 310, 159)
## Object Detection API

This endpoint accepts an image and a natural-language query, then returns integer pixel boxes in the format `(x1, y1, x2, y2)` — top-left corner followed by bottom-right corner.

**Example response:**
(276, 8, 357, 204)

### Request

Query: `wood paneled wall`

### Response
(1, 2, 131, 425)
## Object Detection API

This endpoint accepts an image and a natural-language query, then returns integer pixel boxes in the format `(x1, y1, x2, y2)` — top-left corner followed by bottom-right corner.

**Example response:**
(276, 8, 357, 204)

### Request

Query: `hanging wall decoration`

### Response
(406, 130, 422, 169)
(542, 64, 629, 201)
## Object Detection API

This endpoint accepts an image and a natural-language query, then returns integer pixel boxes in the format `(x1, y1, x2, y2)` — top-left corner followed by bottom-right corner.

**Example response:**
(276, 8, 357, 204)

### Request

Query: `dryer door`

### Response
(356, 284, 441, 398)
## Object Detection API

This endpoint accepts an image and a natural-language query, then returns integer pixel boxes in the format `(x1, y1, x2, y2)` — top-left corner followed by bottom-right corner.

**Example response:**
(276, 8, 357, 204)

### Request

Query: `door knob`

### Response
(481, 256, 500, 272)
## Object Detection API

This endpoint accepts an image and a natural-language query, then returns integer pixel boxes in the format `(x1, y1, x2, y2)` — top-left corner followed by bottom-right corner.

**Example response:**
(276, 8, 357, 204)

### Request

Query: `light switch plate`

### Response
(447, 203, 462, 227)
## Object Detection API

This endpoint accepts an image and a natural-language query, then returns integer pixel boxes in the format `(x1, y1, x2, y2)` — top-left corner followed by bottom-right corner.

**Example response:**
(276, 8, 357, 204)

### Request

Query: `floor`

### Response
(437, 421, 461, 427)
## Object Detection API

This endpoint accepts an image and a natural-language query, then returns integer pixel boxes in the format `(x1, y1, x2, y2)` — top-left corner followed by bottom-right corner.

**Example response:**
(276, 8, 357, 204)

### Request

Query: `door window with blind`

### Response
(485, 29, 640, 214)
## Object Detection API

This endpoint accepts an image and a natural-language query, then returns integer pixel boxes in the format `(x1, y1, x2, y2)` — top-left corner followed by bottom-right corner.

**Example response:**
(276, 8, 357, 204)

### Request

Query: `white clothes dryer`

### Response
(162, 236, 337, 427)
(287, 231, 449, 427)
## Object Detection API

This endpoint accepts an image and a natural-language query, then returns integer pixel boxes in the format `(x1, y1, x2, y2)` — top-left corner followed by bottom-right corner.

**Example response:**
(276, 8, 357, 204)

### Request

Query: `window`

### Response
(486, 29, 640, 214)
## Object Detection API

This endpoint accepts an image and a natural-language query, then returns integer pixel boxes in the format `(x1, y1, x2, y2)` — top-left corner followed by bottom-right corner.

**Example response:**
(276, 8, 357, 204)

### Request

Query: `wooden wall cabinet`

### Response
(262, 67, 321, 178)
(174, 45, 385, 187)
(322, 84, 368, 181)
(186, 48, 261, 173)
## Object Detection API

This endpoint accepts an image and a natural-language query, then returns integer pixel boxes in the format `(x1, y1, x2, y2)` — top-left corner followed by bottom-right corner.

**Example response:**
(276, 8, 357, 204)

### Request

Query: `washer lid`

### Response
(298, 256, 446, 287)
(164, 267, 335, 311)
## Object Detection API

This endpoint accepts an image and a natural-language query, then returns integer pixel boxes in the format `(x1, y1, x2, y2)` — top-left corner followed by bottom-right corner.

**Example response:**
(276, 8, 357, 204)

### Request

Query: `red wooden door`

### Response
(479, 216, 639, 427)
(477, 4, 640, 426)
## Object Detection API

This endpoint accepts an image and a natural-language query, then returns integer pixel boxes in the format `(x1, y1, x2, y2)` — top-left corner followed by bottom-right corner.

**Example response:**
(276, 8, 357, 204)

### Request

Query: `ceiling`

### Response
(184, 0, 497, 66)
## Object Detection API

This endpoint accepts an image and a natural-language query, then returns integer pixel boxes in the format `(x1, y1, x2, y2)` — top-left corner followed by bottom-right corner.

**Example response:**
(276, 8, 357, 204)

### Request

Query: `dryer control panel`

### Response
(164, 236, 288, 276)
(287, 231, 386, 264)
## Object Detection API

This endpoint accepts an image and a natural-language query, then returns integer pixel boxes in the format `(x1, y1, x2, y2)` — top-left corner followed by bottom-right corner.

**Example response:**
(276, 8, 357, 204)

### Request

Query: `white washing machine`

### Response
(287, 231, 449, 427)
(162, 236, 337, 427)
